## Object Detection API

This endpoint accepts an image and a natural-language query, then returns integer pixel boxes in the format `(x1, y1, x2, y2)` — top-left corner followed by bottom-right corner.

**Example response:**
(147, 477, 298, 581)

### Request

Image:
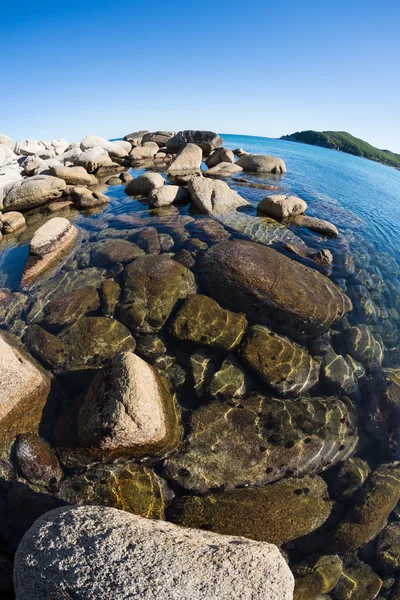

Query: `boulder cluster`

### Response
(0, 128, 398, 600)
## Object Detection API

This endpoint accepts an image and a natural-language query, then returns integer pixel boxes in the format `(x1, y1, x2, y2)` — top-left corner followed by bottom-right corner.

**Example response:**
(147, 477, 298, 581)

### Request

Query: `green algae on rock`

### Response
(58, 461, 171, 519)
(119, 254, 196, 334)
(293, 554, 343, 600)
(332, 457, 371, 502)
(42, 285, 100, 328)
(172, 294, 247, 351)
(168, 474, 332, 545)
(14, 433, 63, 488)
(90, 238, 143, 268)
(190, 350, 218, 397)
(208, 355, 251, 400)
(376, 524, 400, 572)
(99, 279, 120, 317)
(240, 325, 320, 397)
(25, 325, 68, 369)
(333, 556, 382, 600)
(328, 463, 400, 552)
(163, 393, 358, 493)
(320, 346, 357, 396)
(343, 324, 384, 372)
(200, 240, 352, 341)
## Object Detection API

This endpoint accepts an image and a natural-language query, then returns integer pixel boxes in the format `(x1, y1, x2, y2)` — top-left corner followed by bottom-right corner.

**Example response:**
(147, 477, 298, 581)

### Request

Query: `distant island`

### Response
(280, 130, 400, 169)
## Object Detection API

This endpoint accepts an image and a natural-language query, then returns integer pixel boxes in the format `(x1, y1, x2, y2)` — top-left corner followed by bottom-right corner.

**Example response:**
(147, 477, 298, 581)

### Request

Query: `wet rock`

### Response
(3, 175, 66, 211)
(50, 165, 96, 186)
(99, 279, 120, 317)
(376, 524, 400, 571)
(163, 393, 358, 493)
(174, 248, 195, 268)
(332, 457, 371, 502)
(293, 554, 342, 600)
(136, 334, 167, 362)
(124, 172, 164, 196)
(328, 464, 400, 552)
(167, 130, 223, 153)
(310, 248, 334, 266)
(42, 285, 100, 328)
(119, 254, 196, 334)
(131, 227, 160, 254)
(58, 461, 171, 519)
(1, 210, 25, 233)
(58, 317, 135, 371)
(208, 355, 251, 400)
(14, 505, 294, 600)
(15, 433, 62, 487)
(48, 199, 74, 213)
(204, 162, 243, 177)
(190, 350, 218, 397)
(90, 238, 143, 267)
(169, 474, 331, 544)
(190, 217, 230, 243)
(0, 292, 29, 336)
(333, 556, 382, 600)
(25, 325, 68, 369)
(172, 294, 247, 351)
(240, 325, 320, 397)
(349, 284, 378, 324)
(70, 186, 110, 209)
(188, 177, 249, 213)
(75, 147, 114, 172)
(291, 214, 339, 237)
(365, 368, 400, 458)
(343, 325, 384, 371)
(78, 352, 181, 458)
(201, 240, 352, 341)
(167, 143, 203, 175)
(148, 184, 189, 207)
(258, 194, 307, 218)
(236, 153, 286, 173)
(321, 346, 357, 396)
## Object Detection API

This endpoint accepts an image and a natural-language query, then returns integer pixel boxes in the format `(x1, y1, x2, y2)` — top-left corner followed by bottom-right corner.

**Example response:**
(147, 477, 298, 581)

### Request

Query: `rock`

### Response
(365, 368, 400, 458)
(130, 144, 159, 161)
(343, 325, 383, 371)
(58, 317, 135, 372)
(124, 172, 165, 196)
(190, 217, 230, 243)
(80, 135, 127, 158)
(77, 351, 181, 458)
(30, 217, 77, 257)
(163, 393, 357, 493)
(167, 130, 223, 153)
(25, 325, 68, 369)
(43, 286, 100, 328)
(3, 175, 66, 211)
(58, 461, 171, 519)
(292, 214, 339, 237)
(148, 185, 189, 207)
(204, 162, 243, 177)
(333, 556, 382, 600)
(309, 249, 334, 266)
(201, 240, 352, 341)
(0, 133, 13, 149)
(119, 255, 196, 334)
(57, 145, 83, 164)
(170, 474, 331, 545)
(1, 210, 25, 233)
(236, 153, 286, 173)
(22, 154, 44, 175)
(240, 325, 320, 397)
(258, 194, 307, 218)
(142, 131, 175, 146)
(50, 165, 96, 186)
(15, 433, 62, 487)
(167, 143, 203, 175)
(0, 332, 51, 458)
(0, 144, 17, 167)
(208, 355, 251, 400)
(172, 294, 247, 350)
(190, 350, 218, 397)
(75, 147, 114, 172)
(14, 139, 44, 156)
(0, 552, 14, 595)
(99, 279, 120, 317)
(206, 147, 235, 168)
(321, 346, 357, 396)
(188, 177, 249, 214)
(14, 505, 294, 600)
(233, 148, 248, 157)
(328, 463, 400, 552)
(90, 239, 143, 267)
(293, 555, 342, 600)
(332, 457, 371, 502)
(0, 292, 29, 336)
(376, 524, 400, 571)
(70, 186, 110, 209)
(124, 130, 149, 144)
(131, 227, 160, 254)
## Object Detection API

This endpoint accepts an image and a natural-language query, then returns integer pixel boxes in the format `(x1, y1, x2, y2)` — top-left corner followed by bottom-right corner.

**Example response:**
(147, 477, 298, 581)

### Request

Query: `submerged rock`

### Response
(14, 505, 294, 600)
(332, 457, 371, 502)
(90, 238, 143, 267)
(188, 177, 249, 214)
(163, 393, 357, 493)
(292, 554, 342, 600)
(343, 324, 384, 371)
(167, 130, 223, 153)
(240, 325, 320, 397)
(189, 217, 230, 243)
(77, 352, 181, 458)
(365, 368, 400, 458)
(169, 474, 332, 545)
(216, 211, 308, 247)
(236, 153, 286, 173)
(15, 433, 63, 488)
(190, 350, 218, 397)
(99, 279, 120, 317)
(172, 294, 247, 351)
(258, 194, 307, 218)
(376, 523, 400, 571)
(119, 254, 196, 334)
(208, 355, 251, 399)
(43, 285, 100, 328)
(200, 240, 352, 341)
(25, 325, 68, 369)
(291, 214, 339, 237)
(320, 346, 357, 396)
(131, 227, 160, 254)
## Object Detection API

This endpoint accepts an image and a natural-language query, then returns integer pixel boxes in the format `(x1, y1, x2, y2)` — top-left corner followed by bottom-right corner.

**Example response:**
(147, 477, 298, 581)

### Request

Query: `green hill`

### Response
(280, 130, 400, 169)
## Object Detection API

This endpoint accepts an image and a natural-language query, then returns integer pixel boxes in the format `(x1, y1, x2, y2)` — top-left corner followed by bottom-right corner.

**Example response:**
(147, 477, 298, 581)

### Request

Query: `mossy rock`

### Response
(99, 279, 120, 317)
(376, 524, 400, 571)
(90, 238, 143, 267)
(168, 474, 331, 545)
(25, 325, 68, 369)
(190, 350, 218, 397)
(172, 294, 247, 351)
(333, 556, 382, 600)
(42, 285, 100, 328)
(343, 324, 383, 372)
(208, 355, 251, 400)
(293, 554, 342, 600)
(240, 325, 320, 397)
(332, 458, 370, 502)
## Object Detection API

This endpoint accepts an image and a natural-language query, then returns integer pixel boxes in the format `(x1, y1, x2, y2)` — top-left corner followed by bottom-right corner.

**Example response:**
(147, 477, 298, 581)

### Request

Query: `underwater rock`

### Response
(77, 352, 181, 458)
(42, 285, 100, 328)
(99, 279, 120, 317)
(332, 457, 371, 502)
(365, 368, 400, 458)
(163, 392, 358, 493)
(25, 325, 68, 369)
(343, 324, 384, 372)
(190, 350, 218, 397)
(131, 227, 160, 254)
(172, 294, 247, 351)
(376, 524, 400, 572)
(236, 153, 286, 173)
(167, 130, 223, 153)
(169, 474, 332, 545)
(70, 186, 110, 209)
(321, 346, 357, 396)
(136, 334, 167, 362)
(291, 214, 339, 237)
(292, 554, 342, 600)
(187, 177, 249, 214)
(240, 325, 320, 397)
(328, 463, 400, 552)
(189, 217, 230, 244)
(15, 433, 63, 488)
(58, 461, 171, 519)
(208, 354, 251, 400)
(200, 240, 352, 341)
(90, 238, 143, 267)
(119, 254, 196, 334)
(258, 194, 307, 218)
(0, 292, 29, 336)
(333, 555, 382, 600)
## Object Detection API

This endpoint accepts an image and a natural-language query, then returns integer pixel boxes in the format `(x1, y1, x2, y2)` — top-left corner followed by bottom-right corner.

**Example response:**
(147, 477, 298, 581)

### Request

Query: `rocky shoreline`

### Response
(0, 129, 399, 599)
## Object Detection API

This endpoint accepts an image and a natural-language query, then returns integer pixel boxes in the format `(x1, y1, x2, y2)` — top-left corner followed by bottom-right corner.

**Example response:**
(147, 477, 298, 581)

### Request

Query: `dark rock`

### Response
(332, 457, 371, 502)
(333, 555, 382, 600)
(131, 227, 160, 254)
(208, 355, 251, 400)
(343, 325, 383, 372)
(99, 279, 120, 317)
(293, 554, 342, 600)
(135, 334, 167, 362)
(25, 325, 68, 369)
(15, 433, 62, 488)
(189, 217, 230, 244)
(167, 130, 223, 153)
(321, 346, 357, 396)
(190, 350, 218, 397)
(376, 524, 400, 572)
(365, 368, 400, 458)
(0, 552, 14, 594)
(90, 239, 143, 267)
(43, 285, 100, 328)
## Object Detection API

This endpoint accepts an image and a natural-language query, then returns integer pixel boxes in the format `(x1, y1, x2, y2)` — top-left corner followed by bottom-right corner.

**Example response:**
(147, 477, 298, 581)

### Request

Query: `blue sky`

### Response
(1, 0, 400, 151)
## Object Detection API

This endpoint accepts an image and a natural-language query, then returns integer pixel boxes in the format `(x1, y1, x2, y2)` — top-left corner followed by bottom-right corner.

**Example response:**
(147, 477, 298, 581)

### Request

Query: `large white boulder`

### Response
(80, 135, 128, 158)
(30, 217, 77, 256)
(0, 133, 14, 150)
(0, 144, 17, 167)
(75, 147, 114, 172)
(167, 143, 203, 174)
(188, 177, 249, 214)
(124, 172, 165, 196)
(258, 194, 307, 218)
(14, 505, 294, 600)
(3, 175, 66, 211)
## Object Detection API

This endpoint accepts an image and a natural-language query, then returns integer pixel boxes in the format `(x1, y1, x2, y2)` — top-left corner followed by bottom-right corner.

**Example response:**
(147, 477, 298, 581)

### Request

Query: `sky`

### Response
(1, 0, 400, 151)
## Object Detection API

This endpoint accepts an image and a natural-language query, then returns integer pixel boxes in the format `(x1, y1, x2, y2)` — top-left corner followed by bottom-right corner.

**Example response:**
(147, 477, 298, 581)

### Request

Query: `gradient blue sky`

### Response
(2, 0, 400, 151)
